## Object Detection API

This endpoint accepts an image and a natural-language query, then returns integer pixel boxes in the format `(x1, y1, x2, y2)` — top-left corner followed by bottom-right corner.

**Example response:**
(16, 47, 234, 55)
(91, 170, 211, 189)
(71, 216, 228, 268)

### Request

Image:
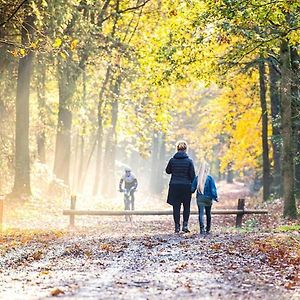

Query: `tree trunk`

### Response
(280, 39, 297, 218)
(36, 56, 46, 163)
(268, 59, 282, 196)
(12, 14, 35, 196)
(71, 132, 79, 192)
(101, 76, 121, 196)
(150, 132, 159, 193)
(226, 162, 234, 183)
(290, 46, 300, 197)
(97, 0, 120, 196)
(157, 132, 166, 193)
(53, 61, 76, 185)
(76, 68, 87, 192)
(81, 136, 97, 191)
(77, 135, 85, 191)
(150, 132, 166, 194)
(52, 8, 88, 185)
(93, 66, 111, 196)
(258, 57, 271, 201)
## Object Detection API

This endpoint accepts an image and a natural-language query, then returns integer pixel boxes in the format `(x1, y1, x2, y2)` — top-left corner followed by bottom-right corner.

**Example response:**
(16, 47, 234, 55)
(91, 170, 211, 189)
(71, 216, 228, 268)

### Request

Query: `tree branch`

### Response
(0, 0, 29, 27)
(127, 2, 144, 44)
(118, 0, 150, 14)
(102, 0, 151, 22)
(250, 0, 285, 7)
(0, 38, 22, 48)
(98, 0, 111, 26)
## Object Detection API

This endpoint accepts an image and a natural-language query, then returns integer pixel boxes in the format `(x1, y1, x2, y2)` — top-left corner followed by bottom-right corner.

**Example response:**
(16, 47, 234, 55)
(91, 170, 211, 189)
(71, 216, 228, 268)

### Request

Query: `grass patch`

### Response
(276, 224, 300, 232)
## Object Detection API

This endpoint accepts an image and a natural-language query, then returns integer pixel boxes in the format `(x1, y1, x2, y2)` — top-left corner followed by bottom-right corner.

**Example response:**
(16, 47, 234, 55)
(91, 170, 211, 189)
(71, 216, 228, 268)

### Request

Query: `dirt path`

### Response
(1, 220, 299, 300)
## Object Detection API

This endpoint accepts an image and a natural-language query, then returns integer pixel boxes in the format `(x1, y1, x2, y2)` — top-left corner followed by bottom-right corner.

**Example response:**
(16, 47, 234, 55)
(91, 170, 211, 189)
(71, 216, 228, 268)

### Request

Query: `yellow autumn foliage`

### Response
(192, 71, 271, 173)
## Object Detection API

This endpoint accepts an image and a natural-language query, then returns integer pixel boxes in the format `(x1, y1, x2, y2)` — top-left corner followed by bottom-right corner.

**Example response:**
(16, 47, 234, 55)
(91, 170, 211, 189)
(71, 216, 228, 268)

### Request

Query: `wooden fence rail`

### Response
(63, 196, 268, 228)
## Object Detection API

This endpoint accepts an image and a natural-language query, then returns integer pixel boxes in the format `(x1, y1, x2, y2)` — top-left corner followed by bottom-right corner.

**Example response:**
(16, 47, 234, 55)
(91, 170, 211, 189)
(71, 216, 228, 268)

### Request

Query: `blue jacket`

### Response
(166, 151, 195, 185)
(191, 175, 218, 200)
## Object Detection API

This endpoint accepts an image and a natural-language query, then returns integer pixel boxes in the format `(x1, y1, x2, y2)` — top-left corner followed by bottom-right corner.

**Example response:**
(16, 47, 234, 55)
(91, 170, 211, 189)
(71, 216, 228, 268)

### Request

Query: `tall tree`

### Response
(101, 75, 121, 195)
(258, 57, 271, 201)
(92, 65, 111, 196)
(157, 132, 166, 193)
(290, 46, 300, 197)
(52, 2, 90, 184)
(12, 9, 35, 196)
(52, 0, 114, 185)
(280, 39, 297, 218)
(268, 59, 282, 196)
(36, 55, 47, 163)
(149, 132, 159, 193)
(53, 57, 79, 184)
(149, 132, 166, 193)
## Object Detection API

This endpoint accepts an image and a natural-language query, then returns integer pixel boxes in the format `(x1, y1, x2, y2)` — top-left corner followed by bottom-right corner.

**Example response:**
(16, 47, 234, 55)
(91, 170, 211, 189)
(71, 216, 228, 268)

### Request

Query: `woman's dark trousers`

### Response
(172, 199, 191, 225)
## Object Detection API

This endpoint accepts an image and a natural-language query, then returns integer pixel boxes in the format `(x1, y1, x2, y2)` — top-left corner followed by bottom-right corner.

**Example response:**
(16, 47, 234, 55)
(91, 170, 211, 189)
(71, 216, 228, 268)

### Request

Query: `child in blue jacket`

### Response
(192, 161, 218, 234)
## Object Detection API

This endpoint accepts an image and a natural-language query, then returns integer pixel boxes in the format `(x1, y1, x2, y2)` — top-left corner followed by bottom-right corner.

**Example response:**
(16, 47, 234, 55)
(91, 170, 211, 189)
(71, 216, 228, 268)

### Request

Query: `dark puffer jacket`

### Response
(165, 151, 196, 185)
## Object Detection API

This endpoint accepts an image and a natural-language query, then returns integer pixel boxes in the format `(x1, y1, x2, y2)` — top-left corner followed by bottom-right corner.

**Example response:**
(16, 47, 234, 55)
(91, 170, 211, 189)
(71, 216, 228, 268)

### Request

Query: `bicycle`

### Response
(120, 188, 136, 221)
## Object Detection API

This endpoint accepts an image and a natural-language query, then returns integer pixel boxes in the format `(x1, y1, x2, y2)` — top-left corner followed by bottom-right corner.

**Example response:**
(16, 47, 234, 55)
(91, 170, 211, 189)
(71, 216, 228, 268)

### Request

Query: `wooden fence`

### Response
(63, 196, 268, 228)
(0, 196, 268, 231)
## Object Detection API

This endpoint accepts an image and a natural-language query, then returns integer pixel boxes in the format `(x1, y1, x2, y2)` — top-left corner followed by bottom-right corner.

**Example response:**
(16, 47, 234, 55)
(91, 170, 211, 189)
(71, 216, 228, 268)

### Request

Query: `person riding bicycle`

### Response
(119, 167, 138, 211)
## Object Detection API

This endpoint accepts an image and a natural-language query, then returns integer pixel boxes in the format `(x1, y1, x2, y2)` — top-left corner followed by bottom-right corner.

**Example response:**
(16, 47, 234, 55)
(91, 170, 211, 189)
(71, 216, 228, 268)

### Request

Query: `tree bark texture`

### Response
(36, 56, 46, 163)
(12, 14, 34, 196)
(290, 46, 300, 197)
(280, 40, 297, 218)
(93, 66, 111, 196)
(268, 59, 282, 196)
(150, 132, 159, 193)
(157, 132, 166, 193)
(258, 58, 271, 201)
(150, 132, 166, 194)
(53, 61, 76, 185)
(101, 76, 121, 196)
(77, 136, 85, 191)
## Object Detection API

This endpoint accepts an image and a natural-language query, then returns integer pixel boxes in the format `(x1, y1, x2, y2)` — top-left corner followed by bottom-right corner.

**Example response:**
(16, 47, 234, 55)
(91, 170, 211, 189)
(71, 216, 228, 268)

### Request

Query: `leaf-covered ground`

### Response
(0, 220, 299, 299)
(1, 180, 299, 299)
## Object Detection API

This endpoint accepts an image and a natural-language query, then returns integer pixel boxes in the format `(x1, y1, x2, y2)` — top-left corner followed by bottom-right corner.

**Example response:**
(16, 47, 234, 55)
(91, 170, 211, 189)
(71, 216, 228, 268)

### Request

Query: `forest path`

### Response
(0, 221, 299, 299)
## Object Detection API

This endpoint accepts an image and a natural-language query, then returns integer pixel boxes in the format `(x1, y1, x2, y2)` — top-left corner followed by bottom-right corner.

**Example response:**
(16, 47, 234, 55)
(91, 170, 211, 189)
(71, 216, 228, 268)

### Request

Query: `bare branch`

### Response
(102, 0, 151, 23)
(0, 0, 29, 27)
(117, 0, 150, 14)
(98, 0, 111, 26)
(0, 38, 22, 48)
(128, 2, 144, 44)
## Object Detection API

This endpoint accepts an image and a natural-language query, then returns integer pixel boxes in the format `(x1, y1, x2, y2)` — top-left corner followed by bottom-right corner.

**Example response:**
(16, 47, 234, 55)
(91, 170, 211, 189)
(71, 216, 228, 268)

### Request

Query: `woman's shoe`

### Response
(182, 222, 190, 233)
(175, 223, 180, 233)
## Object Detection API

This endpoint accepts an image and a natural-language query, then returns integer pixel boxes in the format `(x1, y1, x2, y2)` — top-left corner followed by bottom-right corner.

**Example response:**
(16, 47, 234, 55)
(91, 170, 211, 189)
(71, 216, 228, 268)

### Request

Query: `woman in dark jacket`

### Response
(166, 141, 196, 233)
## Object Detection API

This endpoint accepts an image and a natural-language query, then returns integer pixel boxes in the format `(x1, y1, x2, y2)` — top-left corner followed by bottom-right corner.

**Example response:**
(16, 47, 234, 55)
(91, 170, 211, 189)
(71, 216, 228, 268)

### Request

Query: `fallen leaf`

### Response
(50, 288, 65, 296)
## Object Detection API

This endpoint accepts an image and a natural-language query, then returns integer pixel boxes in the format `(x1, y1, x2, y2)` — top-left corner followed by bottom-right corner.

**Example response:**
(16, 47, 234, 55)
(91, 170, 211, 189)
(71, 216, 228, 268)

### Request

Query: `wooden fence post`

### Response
(0, 196, 3, 232)
(70, 195, 77, 228)
(236, 198, 245, 228)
